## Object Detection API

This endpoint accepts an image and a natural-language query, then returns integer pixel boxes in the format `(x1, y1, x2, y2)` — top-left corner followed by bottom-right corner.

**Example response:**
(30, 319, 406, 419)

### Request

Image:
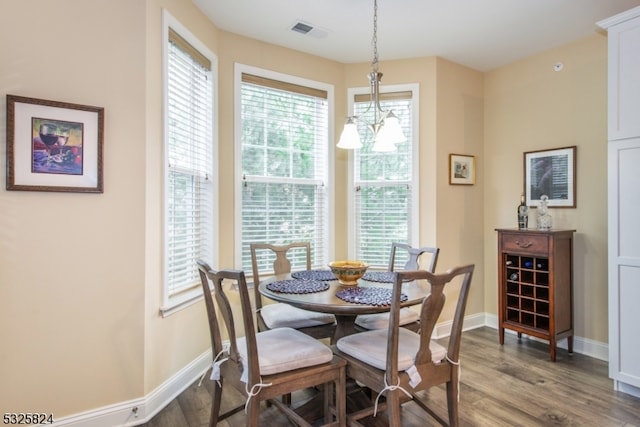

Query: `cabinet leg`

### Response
(517, 332, 522, 339)
(549, 337, 557, 362)
(499, 327, 504, 345)
(567, 336, 574, 355)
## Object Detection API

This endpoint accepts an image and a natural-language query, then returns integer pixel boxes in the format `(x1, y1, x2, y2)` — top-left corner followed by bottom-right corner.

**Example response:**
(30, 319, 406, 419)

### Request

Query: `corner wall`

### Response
(483, 34, 609, 345)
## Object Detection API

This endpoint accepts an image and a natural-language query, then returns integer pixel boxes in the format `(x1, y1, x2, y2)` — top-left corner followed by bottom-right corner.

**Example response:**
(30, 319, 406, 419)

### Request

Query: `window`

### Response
(162, 11, 217, 314)
(350, 87, 419, 268)
(236, 67, 331, 276)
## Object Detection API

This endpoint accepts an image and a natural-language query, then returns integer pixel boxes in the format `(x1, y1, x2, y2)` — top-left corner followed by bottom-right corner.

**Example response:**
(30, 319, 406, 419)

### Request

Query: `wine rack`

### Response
(496, 228, 575, 361)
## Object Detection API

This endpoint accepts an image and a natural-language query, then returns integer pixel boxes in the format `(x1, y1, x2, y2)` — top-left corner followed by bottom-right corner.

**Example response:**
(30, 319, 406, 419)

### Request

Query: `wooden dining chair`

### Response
(250, 242, 336, 340)
(355, 243, 440, 332)
(196, 260, 347, 427)
(334, 264, 474, 426)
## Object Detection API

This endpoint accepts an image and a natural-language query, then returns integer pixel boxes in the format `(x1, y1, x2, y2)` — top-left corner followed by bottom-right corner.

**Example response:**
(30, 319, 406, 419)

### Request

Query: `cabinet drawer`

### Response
(501, 233, 549, 255)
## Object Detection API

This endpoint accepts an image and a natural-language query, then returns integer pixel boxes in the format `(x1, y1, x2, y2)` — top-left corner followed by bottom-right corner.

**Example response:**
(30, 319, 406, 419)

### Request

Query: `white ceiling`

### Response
(193, 0, 640, 72)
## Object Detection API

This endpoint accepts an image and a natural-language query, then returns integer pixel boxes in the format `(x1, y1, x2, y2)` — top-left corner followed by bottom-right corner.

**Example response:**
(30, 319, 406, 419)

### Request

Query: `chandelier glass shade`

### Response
(337, 0, 406, 152)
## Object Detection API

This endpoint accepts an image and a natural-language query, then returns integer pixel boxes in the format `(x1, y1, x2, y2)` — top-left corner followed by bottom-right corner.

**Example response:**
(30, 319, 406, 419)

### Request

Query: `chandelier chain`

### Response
(372, 0, 378, 72)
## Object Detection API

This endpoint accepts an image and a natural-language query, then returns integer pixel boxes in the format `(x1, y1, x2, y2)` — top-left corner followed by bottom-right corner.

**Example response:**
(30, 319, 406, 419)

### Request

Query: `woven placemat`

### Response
(335, 287, 408, 306)
(362, 271, 412, 283)
(291, 269, 337, 281)
(266, 279, 329, 294)
(362, 271, 395, 283)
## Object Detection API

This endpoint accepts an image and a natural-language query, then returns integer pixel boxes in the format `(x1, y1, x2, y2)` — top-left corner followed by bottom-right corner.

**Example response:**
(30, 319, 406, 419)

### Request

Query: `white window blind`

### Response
(240, 72, 329, 274)
(354, 93, 414, 268)
(164, 26, 214, 303)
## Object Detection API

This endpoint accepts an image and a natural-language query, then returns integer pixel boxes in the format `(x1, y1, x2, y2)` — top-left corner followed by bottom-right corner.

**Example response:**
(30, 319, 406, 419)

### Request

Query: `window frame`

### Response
(160, 10, 218, 316)
(345, 83, 420, 266)
(234, 64, 335, 277)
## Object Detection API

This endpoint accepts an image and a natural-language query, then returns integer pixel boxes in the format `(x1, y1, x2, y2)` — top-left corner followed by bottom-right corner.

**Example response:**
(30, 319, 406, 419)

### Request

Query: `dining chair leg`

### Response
(282, 393, 291, 406)
(336, 370, 346, 427)
(322, 383, 331, 423)
(247, 397, 260, 426)
(387, 389, 402, 426)
(209, 381, 222, 427)
(446, 369, 460, 427)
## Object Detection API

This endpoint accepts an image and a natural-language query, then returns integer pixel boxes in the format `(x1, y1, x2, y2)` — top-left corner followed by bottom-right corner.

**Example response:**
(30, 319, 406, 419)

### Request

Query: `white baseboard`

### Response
(483, 313, 609, 361)
(51, 350, 212, 427)
(614, 380, 640, 399)
(49, 312, 611, 426)
(433, 312, 486, 339)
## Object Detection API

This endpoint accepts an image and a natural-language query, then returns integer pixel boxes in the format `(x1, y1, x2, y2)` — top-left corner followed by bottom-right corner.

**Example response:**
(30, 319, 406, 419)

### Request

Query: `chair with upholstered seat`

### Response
(334, 264, 474, 426)
(197, 260, 346, 426)
(250, 242, 336, 340)
(355, 243, 440, 332)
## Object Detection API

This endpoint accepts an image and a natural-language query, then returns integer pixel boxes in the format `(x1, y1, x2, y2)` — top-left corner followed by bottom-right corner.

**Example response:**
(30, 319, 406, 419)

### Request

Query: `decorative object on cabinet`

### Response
(537, 195, 552, 230)
(496, 228, 575, 361)
(6, 95, 104, 193)
(524, 146, 575, 207)
(449, 153, 476, 185)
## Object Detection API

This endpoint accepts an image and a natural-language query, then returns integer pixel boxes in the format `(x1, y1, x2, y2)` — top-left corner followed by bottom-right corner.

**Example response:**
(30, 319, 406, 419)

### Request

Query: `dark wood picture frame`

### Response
(6, 95, 104, 193)
(524, 146, 576, 207)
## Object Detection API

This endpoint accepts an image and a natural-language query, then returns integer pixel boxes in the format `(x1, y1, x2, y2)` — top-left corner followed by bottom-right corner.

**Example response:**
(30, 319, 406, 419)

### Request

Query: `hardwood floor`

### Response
(140, 327, 640, 426)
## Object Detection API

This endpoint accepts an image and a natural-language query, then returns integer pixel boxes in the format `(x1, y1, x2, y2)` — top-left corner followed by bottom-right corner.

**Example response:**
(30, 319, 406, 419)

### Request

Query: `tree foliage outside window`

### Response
(354, 95, 414, 268)
(240, 73, 329, 274)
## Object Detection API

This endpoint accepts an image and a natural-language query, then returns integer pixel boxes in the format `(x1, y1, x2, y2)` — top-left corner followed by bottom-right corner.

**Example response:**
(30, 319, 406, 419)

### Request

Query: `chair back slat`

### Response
(392, 266, 474, 367)
(197, 260, 224, 358)
(388, 243, 440, 272)
(197, 262, 261, 384)
(250, 242, 311, 310)
(444, 264, 475, 361)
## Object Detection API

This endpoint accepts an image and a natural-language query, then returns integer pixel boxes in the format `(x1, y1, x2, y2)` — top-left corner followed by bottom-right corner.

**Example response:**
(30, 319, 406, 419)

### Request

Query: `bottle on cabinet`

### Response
(517, 193, 529, 229)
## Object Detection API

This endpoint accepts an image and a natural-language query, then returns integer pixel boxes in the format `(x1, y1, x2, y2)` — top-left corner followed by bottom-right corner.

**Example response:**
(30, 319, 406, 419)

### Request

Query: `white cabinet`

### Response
(599, 6, 640, 398)
(608, 139, 640, 398)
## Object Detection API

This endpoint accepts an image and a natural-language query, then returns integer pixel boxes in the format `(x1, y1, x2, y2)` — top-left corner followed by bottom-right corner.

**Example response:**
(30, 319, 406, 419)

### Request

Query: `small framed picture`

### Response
(449, 154, 476, 185)
(6, 95, 104, 193)
(524, 146, 576, 208)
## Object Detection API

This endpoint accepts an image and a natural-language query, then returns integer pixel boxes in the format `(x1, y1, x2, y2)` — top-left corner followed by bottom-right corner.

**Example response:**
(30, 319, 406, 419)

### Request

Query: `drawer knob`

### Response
(515, 240, 533, 248)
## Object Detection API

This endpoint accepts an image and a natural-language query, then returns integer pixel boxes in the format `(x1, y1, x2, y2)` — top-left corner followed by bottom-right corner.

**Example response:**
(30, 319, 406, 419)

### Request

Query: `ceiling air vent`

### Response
(290, 21, 328, 39)
(291, 21, 314, 35)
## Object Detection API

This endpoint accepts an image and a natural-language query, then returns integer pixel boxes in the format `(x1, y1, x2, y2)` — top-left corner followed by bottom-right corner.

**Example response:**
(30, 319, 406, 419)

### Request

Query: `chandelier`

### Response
(337, 0, 406, 152)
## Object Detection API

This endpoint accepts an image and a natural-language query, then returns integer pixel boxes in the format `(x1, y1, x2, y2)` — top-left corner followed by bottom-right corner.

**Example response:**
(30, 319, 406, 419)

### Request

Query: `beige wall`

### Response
(0, 0, 608, 420)
(484, 34, 609, 342)
(1, 0, 148, 416)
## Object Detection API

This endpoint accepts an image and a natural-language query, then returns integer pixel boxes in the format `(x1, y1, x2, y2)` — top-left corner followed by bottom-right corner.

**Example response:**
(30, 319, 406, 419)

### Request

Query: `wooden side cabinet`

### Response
(496, 228, 575, 361)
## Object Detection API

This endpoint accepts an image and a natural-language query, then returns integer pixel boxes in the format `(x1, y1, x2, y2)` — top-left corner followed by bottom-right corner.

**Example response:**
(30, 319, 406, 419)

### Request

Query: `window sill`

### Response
(160, 289, 203, 317)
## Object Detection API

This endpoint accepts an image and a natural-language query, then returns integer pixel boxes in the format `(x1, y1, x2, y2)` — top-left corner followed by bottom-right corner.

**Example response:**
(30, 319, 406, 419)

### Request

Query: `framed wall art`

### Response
(524, 146, 576, 208)
(6, 95, 104, 193)
(449, 153, 476, 185)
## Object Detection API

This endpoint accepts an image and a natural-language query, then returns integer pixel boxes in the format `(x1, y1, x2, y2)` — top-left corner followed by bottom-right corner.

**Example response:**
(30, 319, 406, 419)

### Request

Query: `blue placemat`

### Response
(362, 271, 411, 283)
(335, 287, 408, 306)
(266, 279, 329, 294)
(291, 269, 337, 281)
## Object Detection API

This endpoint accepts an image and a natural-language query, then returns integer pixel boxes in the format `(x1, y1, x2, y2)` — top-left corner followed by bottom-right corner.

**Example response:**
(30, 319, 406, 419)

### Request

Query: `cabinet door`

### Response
(607, 15, 640, 140)
(608, 139, 640, 389)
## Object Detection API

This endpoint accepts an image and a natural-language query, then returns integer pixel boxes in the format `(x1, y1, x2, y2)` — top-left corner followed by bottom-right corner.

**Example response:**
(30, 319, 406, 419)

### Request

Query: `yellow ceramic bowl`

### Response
(329, 261, 369, 286)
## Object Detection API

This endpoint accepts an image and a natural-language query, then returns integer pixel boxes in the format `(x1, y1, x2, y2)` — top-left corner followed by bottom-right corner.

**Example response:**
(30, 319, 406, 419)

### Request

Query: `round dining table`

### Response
(259, 271, 431, 343)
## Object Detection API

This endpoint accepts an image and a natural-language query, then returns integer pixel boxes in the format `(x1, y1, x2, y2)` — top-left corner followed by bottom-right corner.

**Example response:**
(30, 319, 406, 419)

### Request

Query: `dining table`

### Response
(258, 269, 431, 343)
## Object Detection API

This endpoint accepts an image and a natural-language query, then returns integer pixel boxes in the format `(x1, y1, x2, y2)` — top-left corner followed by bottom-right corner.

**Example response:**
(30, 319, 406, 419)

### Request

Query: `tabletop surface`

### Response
(259, 272, 430, 316)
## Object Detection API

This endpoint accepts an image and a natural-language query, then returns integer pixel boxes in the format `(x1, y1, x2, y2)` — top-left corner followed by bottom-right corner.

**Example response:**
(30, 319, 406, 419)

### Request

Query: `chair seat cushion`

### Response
(336, 327, 447, 371)
(354, 308, 420, 330)
(261, 303, 336, 329)
(238, 327, 333, 376)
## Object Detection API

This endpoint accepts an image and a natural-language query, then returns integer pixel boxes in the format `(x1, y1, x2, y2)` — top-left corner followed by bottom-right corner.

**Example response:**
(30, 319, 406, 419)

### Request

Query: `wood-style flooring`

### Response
(140, 327, 640, 426)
